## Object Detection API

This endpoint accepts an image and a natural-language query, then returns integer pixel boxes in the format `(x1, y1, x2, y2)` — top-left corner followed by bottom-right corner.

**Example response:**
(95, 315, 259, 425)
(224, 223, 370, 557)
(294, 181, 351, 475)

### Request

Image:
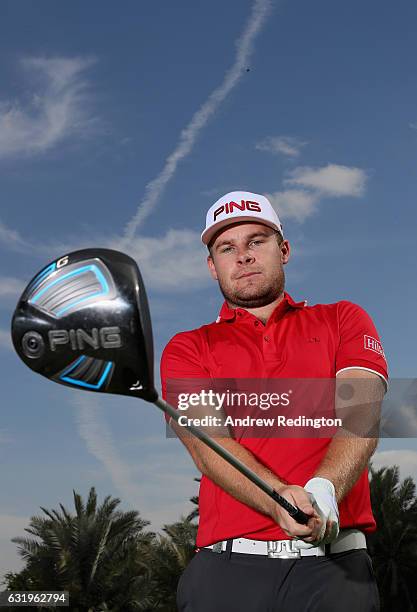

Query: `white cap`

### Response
(201, 190, 284, 246)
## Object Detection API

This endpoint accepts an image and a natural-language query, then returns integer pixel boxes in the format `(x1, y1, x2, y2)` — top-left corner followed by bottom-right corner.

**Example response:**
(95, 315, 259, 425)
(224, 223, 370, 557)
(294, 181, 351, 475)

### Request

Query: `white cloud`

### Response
(265, 189, 319, 223)
(372, 449, 417, 482)
(256, 135, 307, 158)
(264, 164, 368, 224)
(0, 56, 96, 159)
(110, 229, 209, 291)
(72, 395, 198, 531)
(0, 217, 210, 291)
(0, 220, 106, 258)
(121, 0, 273, 246)
(285, 164, 367, 198)
(128, 438, 199, 529)
(73, 395, 146, 510)
(0, 220, 31, 253)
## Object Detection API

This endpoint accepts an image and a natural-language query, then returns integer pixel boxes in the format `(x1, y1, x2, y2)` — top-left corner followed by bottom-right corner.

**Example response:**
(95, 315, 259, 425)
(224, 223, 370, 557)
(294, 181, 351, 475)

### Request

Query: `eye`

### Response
(249, 239, 263, 247)
(220, 246, 233, 253)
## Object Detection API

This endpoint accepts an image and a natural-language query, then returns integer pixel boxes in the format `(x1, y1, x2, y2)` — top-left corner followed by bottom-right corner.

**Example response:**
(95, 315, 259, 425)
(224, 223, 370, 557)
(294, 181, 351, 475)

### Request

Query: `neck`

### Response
(227, 292, 285, 325)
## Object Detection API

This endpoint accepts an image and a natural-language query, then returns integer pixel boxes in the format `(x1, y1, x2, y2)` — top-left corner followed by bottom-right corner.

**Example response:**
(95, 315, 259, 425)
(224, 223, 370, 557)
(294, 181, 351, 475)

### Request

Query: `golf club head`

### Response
(11, 248, 158, 402)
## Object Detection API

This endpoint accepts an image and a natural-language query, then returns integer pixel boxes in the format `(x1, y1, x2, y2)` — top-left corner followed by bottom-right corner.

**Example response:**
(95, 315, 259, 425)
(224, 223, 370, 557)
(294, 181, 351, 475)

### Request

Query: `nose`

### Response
(236, 247, 255, 265)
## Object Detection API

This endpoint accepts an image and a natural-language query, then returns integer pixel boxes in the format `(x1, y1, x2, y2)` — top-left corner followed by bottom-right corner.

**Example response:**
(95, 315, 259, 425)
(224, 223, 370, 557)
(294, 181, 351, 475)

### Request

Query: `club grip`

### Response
(289, 506, 311, 525)
(270, 490, 310, 525)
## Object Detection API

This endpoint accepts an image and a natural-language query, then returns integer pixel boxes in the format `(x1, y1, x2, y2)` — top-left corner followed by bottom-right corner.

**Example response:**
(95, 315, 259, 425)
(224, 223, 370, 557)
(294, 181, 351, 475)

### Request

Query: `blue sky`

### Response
(1, 0, 416, 578)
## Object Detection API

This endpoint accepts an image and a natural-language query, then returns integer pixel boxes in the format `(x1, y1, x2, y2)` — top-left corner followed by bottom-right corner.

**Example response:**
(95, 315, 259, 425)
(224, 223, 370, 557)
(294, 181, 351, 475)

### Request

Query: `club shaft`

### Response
(154, 396, 310, 525)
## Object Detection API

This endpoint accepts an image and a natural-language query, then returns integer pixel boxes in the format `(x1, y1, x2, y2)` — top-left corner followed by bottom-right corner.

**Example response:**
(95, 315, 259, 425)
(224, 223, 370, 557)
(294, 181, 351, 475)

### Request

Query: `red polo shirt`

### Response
(160, 293, 388, 547)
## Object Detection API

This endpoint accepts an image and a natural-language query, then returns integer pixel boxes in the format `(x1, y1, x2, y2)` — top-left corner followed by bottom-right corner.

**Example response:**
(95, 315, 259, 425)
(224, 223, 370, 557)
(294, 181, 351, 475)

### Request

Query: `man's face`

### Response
(207, 222, 290, 308)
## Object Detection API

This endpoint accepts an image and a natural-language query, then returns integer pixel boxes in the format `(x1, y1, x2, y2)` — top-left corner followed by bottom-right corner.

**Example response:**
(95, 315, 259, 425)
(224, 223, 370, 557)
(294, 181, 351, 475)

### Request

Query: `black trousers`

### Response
(177, 545, 380, 612)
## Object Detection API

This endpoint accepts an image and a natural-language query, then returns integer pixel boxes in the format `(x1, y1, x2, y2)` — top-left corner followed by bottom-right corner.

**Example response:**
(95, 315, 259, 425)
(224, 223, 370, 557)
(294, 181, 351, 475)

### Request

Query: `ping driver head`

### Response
(11, 248, 158, 402)
(10, 249, 311, 526)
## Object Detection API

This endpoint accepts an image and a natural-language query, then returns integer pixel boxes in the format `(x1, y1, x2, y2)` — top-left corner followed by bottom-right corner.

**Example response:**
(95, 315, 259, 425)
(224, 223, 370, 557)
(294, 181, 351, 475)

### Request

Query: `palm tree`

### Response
(144, 516, 198, 612)
(368, 465, 417, 611)
(185, 478, 200, 521)
(6, 487, 156, 611)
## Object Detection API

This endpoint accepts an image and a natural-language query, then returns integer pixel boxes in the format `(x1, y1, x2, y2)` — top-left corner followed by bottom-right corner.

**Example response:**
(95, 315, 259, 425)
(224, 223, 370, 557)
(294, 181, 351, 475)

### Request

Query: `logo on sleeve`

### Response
(364, 335, 385, 357)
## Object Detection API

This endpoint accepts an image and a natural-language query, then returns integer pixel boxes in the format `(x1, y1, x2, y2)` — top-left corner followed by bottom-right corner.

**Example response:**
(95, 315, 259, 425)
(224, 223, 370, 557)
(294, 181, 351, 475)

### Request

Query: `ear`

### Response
(207, 255, 218, 280)
(280, 240, 291, 265)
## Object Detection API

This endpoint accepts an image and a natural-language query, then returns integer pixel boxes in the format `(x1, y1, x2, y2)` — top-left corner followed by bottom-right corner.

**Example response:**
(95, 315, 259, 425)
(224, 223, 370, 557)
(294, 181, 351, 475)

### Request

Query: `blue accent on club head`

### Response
(60, 360, 113, 390)
(31, 264, 110, 314)
(28, 262, 56, 293)
(60, 355, 86, 377)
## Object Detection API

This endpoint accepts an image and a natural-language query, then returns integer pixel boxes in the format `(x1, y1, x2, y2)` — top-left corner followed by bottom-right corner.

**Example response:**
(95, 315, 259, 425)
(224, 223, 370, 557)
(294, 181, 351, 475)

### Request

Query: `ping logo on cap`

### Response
(213, 200, 262, 222)
(201, 190, 283, 245)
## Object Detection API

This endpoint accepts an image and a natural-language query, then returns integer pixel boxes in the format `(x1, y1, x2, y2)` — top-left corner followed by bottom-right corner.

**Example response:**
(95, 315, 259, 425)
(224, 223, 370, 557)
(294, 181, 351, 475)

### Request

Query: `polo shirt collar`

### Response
(217, 292, 306, 323)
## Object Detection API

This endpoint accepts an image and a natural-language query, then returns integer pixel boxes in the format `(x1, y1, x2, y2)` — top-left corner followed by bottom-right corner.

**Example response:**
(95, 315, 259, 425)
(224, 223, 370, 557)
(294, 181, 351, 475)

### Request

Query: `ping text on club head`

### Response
(48, 327, 122, 351)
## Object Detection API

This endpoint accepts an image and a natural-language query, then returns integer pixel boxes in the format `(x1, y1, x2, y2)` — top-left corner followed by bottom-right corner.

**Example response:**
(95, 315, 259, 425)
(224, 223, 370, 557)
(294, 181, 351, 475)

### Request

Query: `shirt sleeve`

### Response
(335, 301, 388, 389)
(160, 330, 210, 422)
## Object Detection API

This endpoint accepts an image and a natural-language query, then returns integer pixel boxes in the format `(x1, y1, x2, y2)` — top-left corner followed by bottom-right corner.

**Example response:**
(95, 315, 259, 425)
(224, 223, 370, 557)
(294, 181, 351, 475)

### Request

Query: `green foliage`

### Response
(185, 478, 200, 521)
(140, 518, 197, 612)
(6, 470, 417, 611)
(3, 487, 198, 612)
(5, 488, 156, 611)
(368, 465, 417, 612)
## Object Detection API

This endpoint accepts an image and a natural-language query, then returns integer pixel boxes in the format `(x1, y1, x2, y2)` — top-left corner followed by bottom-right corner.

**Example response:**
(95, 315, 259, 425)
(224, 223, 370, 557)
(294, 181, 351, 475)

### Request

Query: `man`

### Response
(160, 191, 387, 611)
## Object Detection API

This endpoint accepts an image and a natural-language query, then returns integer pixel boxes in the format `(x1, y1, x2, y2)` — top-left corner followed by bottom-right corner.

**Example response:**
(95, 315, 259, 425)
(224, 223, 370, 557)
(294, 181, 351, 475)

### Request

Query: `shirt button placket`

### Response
(263, 333, 275, 359)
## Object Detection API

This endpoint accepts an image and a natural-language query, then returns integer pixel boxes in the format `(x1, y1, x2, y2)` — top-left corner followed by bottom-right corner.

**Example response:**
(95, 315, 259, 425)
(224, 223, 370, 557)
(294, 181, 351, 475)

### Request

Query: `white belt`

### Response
(204, 529, 366, 559)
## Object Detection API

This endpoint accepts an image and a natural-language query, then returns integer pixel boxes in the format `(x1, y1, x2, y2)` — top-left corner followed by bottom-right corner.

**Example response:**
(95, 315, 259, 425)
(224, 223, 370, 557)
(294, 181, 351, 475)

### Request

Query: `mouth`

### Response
(236, 272, 261, 279)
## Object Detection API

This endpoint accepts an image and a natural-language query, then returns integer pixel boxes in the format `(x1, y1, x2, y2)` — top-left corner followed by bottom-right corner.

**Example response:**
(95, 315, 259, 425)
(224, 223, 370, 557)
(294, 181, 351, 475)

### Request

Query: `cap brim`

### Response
(201, 217, 281, 246)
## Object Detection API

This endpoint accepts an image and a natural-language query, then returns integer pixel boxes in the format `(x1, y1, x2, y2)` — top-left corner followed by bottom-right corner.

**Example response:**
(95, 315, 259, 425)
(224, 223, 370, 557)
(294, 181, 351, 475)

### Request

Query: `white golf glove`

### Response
(295, 477, 339, 549)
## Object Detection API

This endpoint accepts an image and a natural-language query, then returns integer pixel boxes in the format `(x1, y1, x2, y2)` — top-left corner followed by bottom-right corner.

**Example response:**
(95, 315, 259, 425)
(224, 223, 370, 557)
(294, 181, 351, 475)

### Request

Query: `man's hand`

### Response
(269, 484, 325, 541)
(295, 477, 339, 549)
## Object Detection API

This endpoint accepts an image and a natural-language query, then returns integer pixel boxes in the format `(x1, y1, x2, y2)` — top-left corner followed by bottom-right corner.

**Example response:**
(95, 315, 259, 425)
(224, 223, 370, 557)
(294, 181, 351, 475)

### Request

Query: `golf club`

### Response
(11, 248, 310, 525)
